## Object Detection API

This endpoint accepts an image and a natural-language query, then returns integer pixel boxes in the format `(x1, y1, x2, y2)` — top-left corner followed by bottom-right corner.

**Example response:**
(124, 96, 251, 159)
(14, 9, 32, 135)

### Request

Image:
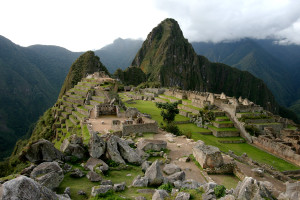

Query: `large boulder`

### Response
(132, 175, 149, 187)
(61, 138, 86, 160)
(88, 132, 106, 158)
(192, 140, 223, 169)
(234, 177, 274, 200)
(163, 163, 181, 175)
(106, 136, 126, 164)
(91, 185, 113, 197)
(175, 192, 190, 200)
(87, 171, 102, 182)
(30, 161, 64, 190)
(1, 175, 70, 200)
(84, 157, 109, 173)
(22, 139, 64, 163)
(137, 139, 167, 152)
(166, 171, 185, 184)
(113, 182, 126, 192)
(152, 189, 169, 200)
(116, 137, 142, 165)
(145, 160, 164, 186)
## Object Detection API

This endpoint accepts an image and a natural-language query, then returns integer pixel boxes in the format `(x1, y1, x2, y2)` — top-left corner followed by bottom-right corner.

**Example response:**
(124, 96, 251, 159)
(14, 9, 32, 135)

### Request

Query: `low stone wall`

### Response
(244, 118, 275, 124)
(178, 105, 199, 114)
(212, 122, 234, 128)
(73, 89, 88, 97)
(144, 92, 157, 98)
(91, 96, 105, 102)
(253, 136, 300, 166)
(179, 110, 190, 117)
(253, 123, 283, 133)
(66, 97, 84, 105)
(122, 122, 158, 136)
(205, 163, 235, 174)
(76, 107, 89, 116)
(211, 129, 239, 137)
(233, 165, 246, 181)
(218, 139, 245, 144)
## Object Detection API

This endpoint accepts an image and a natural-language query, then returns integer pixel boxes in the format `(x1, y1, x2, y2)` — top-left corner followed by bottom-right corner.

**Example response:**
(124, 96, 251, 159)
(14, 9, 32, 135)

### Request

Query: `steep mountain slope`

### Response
(0, 36, 56, 160)
(58, 51, 109, 98)
(95, 38, 143, 73)
(128, 18, 280, 114)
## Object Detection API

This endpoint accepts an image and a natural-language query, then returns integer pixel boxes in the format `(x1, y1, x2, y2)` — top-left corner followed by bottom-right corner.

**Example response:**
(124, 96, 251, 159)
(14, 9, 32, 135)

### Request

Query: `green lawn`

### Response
(207, 125, 238, 132)
(216, 116, 229, 120)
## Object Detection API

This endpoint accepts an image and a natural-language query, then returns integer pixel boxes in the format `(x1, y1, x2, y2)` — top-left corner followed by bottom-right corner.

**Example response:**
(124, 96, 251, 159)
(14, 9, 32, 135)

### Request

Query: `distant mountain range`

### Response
(0, 28, 299, 159)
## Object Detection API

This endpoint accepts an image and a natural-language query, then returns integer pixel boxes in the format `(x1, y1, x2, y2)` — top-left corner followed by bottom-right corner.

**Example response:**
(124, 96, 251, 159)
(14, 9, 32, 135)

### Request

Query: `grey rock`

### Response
(78, 190, 86, 195)
(219, 194, 235, 200)
(87, 171, 102, 182)
(202, 193, 215, 200)
(251, 168, 264, 177)
(91, 185, 113, 197)
(115, 136, 142, 165)
(163, 163, 181, 175)
(113, 182, 126, 192)
(64, 187, 71, 197)
(137, 189, 156, 194)
(61, 138, 86, 160)
(30, 161, 64, 190)
(84, 157, 109, 173)
(192, 141, 223, 169)
(23, 139, 64, 163)
(152, 189, 169, 200)
(88, 132, 106, 158)
(70, 134, 83, 144)
(101, 180, 113, 185)
(136, 196, 147, 200)
(70, 168, 85, 178)
(279, 181, 300, 200)
(62, 163, 72, 173)
(132, 175, 149, 187)
(202, 182, 217, 192)
(142, 161, 152, 172)
(106, 135, 126, 164)
(167, 171, 185, 184)
(174, 180, 183, 189)
(234, 176, 274, 200)
(125, 107, 139, 118)
(171, 188, 180, 196)
(181, 179, 202, 189)
(20, 164, 36, 177)
(175, 192, 190, 200)
(1, 175, 67, 200)
(137, 139, 167, 151)
(145, 160, 164, 186)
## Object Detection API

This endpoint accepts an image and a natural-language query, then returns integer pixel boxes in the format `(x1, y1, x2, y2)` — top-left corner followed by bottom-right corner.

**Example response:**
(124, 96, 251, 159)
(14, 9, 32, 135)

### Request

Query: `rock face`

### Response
(23, 139, 63, 163)
(30, 161, 64, 190)
(167, 171, 185, 184)
(106, 135, 126, 164)
(137, 139, 167, 151)
(88, 132, 106, 158)
(234, 176, 274, 200)
(145, 160, 164, 186)
(1, 175, 68, 200)
(163, 163, 181, 175)
(84, 157, 109, 173)
(116, 137, 142, 165)
(61, 135, 86, 159)
(278, 181, 300, 200)
(152, 189, 169, 200)
(192, 140, 224, 169)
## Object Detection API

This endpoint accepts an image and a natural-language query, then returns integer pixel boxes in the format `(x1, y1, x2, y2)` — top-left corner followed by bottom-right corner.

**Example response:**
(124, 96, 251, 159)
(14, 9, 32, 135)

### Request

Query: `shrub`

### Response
(107, 159, 119, 167)
(164, 123, 182, 136)
(214, 185, 226, 198)
(245, 125, 260, 136)
(158, 183, 173, 192)
(181, 128, 192, 138)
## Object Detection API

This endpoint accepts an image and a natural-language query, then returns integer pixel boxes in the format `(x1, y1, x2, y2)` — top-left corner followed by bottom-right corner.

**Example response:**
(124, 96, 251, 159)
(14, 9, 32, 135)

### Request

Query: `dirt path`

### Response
(153, 130, 207, 183)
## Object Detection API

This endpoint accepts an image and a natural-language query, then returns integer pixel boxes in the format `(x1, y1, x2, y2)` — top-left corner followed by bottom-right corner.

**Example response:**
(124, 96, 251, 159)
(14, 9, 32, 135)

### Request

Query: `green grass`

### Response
(253, 122, 282, 125)
(160, 94, 180, 100)
(286, 125, 298, 130)
(216, 116, 229, 120)
(54, 130, 71, 150)
(182, 99, 192, 103)
(82, 125, 90, 144)
(213, 121, 233, 124)
(77, 105, 88, 111)
(66, 119, 74, 128)
(73, 111, 86, 119)
(181, 104, 202, 111)
(209, 174, 240, 190)
(178, 123, 211, 133)
(207, 125, 238, 132)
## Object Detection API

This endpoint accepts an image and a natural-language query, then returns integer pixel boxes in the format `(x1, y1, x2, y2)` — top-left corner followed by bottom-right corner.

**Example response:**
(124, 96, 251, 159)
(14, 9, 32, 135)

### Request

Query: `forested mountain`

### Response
(191, 39, 300, 118)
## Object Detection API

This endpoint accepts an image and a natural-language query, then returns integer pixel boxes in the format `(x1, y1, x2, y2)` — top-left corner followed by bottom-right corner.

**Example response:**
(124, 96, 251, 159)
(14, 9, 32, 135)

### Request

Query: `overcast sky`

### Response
(1, 0, 300, 51)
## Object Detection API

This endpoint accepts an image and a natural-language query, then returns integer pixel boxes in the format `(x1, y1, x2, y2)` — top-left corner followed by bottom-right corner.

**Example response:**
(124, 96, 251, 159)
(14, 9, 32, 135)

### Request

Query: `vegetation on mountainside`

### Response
(114, 66, 146, 86)
(59, 51, 110, 98)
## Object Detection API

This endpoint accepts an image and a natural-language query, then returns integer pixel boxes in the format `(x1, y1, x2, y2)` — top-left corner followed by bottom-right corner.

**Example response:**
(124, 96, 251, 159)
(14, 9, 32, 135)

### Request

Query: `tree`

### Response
(155, 102, 179, 123)
(198, 106, 215, 125)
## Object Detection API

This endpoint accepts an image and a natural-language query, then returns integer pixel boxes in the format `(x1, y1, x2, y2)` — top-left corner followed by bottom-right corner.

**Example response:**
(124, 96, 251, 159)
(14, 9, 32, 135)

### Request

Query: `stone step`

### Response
(91, 96, 105, 102)
(76, 106, 89, 116)
(66, 97, 85, 105)
(154, 97, 169, 103)
(236, 112, 261, 118)
(72, 111, 87, 121)
(215, 116, 229, 122)
(90, 100, 103, 106)
(53, 122, 61, 129)
(73, 88, 88, 97)
(65, 119, 74, 132)
(84, 104, 94, 110)
(68, 94, 84, 99)
(59, 116, 66, 124)
(61, 112, 71, 119)
(74, 85, 90, 91)
(62, 100, 73, 108)
(213, 121, 234, 128)
(69, 115, 80, 125)
(64, 106, 74, 114)
(178, 105, 200, 114)
(179, 109, 191, 117)
(208, 125, 239, 137)
(213, 111, 225, 117)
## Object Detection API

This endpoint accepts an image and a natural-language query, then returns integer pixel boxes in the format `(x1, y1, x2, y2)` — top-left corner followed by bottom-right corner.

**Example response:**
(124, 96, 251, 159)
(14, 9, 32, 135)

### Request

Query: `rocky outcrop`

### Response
(70, 168, 85, 178)
(234, 176, 274, 200)
(1, 175, 70, 200)
(113, 182, 126, 192)
(192, 140, 224, 169)
(61, 135, 86, 159)
(88, 132, 106, 158)
(166, 171, 185, 184)
(84, 157, 109, 173)
(278, 181, 300, 200)
(132, 175, 149, 187)
(22, 139, 63, 163)
(137, 139, 167, 152)
(145, 160, 164, 186)
(106, 136, 126, 164)
(30, 161, 64, 190)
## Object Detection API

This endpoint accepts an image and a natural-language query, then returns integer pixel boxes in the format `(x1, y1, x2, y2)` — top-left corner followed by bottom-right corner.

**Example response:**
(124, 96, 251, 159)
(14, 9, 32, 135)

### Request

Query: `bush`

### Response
(107, 159, 119, 167)
(181, 128, 192, 138)
(214, 185, 226, 198)
(164, 123, 181, 136)
(158, 183, 173, 192)
(245, 125, 260, 136)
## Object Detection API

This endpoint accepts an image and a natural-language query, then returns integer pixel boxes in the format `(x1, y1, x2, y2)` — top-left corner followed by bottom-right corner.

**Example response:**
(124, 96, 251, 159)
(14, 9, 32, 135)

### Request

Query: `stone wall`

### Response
(122, 122, 158, 136)
(253, 136, 300, 166)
